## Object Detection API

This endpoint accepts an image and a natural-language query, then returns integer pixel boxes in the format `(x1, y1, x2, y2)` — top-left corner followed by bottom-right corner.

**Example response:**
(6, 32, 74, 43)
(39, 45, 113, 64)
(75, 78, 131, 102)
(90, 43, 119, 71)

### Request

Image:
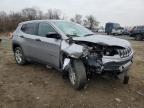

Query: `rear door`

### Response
(19, 22, 39, 57)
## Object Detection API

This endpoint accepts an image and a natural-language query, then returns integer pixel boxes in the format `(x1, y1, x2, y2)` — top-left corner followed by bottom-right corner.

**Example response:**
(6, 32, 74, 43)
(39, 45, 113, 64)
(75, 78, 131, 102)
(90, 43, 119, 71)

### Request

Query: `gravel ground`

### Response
(0, 34, 144, 108)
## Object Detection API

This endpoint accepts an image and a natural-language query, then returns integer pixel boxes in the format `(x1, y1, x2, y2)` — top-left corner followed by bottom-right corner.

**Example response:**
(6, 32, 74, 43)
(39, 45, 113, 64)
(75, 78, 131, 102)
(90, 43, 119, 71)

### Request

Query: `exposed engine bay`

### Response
(62, 40, 133, 75)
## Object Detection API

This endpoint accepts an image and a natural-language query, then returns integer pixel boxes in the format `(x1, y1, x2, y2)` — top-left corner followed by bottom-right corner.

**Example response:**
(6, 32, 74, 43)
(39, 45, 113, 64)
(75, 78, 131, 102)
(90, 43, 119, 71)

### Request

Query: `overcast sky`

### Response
(0, 0, 144, 26)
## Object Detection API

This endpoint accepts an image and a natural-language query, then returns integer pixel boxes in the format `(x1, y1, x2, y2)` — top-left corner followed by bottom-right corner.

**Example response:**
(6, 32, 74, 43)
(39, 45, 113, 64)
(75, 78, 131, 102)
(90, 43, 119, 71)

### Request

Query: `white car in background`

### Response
(98, 28, 105, 33)
(112, 27, 124, 35)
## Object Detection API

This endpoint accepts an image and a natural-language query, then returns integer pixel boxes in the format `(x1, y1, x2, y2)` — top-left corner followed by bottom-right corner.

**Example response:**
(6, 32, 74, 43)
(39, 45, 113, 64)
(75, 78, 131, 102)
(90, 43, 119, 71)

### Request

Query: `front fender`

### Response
(61, 41, 84, 58)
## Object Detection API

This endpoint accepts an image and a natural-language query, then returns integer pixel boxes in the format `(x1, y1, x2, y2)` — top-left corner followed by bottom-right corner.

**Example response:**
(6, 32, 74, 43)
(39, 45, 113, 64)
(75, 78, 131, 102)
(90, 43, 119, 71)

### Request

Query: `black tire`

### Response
(14, 47, 26, 65)
(113, 33, 116, 36)
(123, 76, 129, 84)
(69, 59, 87, 90)
(135, 35, 143, 41)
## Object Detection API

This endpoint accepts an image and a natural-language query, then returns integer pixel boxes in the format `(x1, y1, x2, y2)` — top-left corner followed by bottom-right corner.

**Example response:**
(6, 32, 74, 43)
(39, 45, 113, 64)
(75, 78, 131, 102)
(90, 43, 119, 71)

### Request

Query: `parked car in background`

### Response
(98, 28, 105, 33)
(112, 27, 124, 35)
(105, 22, 120, 35)
(123, 28, 130, 35)
(91, 28, 98, 33)
(12, 20, 134, 90)
(130, 26, 144, 41)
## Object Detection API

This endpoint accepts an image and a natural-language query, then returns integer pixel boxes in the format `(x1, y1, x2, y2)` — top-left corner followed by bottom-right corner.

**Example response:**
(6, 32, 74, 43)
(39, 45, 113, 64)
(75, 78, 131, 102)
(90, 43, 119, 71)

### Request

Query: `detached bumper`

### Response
(102, 55, 133, 73)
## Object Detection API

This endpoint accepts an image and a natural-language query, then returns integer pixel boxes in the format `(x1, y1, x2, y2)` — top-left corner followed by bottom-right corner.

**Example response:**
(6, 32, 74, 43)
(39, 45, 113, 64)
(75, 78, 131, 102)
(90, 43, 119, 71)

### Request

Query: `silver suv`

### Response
(12, 20, 134, 89)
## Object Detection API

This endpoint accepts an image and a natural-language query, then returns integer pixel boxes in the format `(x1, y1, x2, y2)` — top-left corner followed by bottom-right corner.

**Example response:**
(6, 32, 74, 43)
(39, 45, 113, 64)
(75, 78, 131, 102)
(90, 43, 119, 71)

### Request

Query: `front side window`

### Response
(21, 23, 38, 35)
(38, 23, 56, 37)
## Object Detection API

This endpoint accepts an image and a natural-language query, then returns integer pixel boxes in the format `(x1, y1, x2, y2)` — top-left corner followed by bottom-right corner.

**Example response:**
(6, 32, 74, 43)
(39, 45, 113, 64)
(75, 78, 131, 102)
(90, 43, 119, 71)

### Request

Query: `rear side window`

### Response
(21, 23, 38, 35)
(38, 23, 56, 37)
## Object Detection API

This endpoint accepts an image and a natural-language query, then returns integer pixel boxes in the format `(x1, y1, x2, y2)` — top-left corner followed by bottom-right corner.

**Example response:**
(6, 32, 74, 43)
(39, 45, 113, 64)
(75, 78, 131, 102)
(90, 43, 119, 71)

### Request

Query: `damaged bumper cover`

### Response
(102, 56, 133, 72)
(102, 51, 133, 73)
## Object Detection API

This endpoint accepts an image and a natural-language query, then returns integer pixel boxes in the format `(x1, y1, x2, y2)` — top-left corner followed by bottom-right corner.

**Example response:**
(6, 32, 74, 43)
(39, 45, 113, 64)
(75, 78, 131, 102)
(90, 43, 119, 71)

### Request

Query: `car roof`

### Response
(19, 20, 69, 25)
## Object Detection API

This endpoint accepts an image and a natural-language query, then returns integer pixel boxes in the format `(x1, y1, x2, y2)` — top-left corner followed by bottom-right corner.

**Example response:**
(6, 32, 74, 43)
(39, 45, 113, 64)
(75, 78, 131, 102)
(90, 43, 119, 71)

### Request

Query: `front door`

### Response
(33, 22, 61, 67)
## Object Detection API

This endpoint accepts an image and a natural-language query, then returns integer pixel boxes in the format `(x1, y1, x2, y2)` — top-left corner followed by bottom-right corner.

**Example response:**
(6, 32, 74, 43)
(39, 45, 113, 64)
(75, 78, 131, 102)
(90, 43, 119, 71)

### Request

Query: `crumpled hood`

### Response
(73, 34, 131, 48)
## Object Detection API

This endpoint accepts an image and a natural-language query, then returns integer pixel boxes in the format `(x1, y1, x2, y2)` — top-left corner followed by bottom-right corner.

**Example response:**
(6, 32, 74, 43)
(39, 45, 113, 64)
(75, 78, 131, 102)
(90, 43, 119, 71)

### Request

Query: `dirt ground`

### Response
(0, 35, 144, 108)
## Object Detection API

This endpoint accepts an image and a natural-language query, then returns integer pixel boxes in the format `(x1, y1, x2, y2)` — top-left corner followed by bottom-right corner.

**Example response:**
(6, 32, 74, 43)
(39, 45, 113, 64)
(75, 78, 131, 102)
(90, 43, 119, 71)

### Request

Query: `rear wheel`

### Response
(14, 47, 26, 65)
(69, 59, 87, 90)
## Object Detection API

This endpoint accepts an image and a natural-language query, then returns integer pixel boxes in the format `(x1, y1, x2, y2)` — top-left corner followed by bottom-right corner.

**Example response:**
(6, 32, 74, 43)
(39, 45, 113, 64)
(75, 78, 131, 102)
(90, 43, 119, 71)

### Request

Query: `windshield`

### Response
(53, 21, 94, 37)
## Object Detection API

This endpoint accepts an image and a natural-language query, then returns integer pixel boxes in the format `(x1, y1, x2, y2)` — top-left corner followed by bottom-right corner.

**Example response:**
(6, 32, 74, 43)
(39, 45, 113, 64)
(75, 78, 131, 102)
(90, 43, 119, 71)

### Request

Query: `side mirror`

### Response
(46, 32, 61, 39)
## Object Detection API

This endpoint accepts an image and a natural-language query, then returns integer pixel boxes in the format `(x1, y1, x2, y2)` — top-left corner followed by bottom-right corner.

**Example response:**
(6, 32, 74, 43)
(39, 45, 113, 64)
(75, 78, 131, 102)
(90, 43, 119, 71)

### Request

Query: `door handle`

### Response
(20, 35, 24, 38)
(35, 38, 41, 41)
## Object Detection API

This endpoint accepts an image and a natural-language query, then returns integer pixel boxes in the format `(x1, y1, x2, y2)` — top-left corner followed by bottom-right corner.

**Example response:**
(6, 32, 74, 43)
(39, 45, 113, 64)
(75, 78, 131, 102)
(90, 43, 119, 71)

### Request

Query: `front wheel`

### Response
(69, 59, 87, 90)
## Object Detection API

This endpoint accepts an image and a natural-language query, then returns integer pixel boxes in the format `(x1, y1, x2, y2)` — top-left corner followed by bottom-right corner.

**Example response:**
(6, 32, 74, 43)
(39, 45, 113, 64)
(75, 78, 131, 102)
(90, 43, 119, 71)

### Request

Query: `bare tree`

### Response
(33, 7, 44, 20)
(9, 11, 23, 30)
(0, 8, 64, 32)
(36, 10, 43, 19)
(45, 9, 61, 19)
(0, 11, 8, 32)
(83, 15, 99, 30)
(21, 8, 37, 20)
(70, 14, 82, 24)
(0, 7, 99, 33)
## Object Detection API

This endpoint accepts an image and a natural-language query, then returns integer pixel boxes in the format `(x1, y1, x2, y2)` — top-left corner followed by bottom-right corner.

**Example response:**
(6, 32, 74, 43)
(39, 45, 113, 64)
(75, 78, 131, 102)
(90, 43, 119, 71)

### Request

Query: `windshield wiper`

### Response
(84, 33, 95, 36)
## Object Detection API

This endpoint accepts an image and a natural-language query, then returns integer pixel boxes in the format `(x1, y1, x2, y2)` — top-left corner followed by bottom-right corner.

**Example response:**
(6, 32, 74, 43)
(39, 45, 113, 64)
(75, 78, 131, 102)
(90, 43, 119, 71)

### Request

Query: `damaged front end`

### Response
(62, 39, 133, 77)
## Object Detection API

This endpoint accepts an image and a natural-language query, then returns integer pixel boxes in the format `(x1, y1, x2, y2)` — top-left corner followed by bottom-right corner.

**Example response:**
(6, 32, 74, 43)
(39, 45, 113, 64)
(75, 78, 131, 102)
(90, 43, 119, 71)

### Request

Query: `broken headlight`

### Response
(103, 48, 118, 56)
